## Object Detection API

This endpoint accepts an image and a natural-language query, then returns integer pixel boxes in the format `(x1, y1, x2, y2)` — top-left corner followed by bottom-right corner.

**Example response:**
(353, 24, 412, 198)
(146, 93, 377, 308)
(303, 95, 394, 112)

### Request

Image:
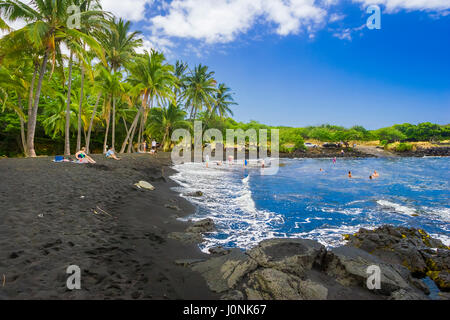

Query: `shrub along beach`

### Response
(0, 0, 449, 302)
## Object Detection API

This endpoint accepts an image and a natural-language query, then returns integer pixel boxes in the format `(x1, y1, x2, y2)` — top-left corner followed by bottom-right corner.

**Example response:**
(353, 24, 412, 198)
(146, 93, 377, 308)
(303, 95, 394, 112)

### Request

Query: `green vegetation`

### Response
(0, 0, 237, 157)
(395, 143, 414, 152)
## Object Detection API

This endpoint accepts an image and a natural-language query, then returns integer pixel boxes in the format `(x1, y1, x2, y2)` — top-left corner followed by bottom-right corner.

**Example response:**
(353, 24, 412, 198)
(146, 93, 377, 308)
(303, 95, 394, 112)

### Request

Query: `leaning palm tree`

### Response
(184, 64, 217, 120)
(146, 103, 191, 152)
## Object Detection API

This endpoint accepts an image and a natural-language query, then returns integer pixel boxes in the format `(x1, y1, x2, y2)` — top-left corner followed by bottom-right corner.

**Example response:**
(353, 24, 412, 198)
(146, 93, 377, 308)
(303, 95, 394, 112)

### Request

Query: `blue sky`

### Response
(101, 0, 450, 129)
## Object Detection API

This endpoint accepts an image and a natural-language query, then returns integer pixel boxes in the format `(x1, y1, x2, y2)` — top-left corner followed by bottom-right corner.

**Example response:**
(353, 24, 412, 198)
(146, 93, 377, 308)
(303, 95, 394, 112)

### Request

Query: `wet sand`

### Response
(0, 153, 218, 300)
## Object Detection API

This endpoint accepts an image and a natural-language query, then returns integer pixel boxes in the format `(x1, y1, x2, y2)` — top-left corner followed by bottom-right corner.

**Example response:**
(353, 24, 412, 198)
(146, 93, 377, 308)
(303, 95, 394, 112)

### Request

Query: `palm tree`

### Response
(210, 83, 236, 119)
(174, 60, 188, 104)
(184, 64, 217, 120)
(72, 0, 107, 153)
(95, 17, 142, 151)
(63, 1, 105, 155)
(127, 50, 175, 151)
(85, 64, 104, 153)
(146, 103, 191, 152)
(97, 66, 126, 153)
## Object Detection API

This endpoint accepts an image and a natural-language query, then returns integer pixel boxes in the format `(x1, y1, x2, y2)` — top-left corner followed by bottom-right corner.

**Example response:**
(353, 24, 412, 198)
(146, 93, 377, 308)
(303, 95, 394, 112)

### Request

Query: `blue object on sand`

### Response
(54, 156, 64, 162)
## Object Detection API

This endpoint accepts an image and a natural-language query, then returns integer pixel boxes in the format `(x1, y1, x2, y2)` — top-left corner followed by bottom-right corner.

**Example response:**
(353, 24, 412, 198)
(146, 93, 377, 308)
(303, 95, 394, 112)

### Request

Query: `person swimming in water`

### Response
(348, 171, 352, 178)
(373, 170, 379, 178)
(333, 157, 337, 164)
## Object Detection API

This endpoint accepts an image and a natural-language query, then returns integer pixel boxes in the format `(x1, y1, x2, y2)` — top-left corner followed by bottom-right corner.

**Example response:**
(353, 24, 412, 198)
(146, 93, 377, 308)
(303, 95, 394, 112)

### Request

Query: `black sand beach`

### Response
(0, 153, 218, 299)
(1, 153, 448, 301)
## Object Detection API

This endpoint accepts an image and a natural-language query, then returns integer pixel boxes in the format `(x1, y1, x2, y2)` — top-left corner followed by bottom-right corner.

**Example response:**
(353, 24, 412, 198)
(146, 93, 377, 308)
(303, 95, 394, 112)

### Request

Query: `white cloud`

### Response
(329, 13, 346, 22)
(353, 0, 450, 13)
(136, 34, 175, 57)
(148, 0, 328, 43)
(332, 24, 365, 41)
(100, 0, 154, 21)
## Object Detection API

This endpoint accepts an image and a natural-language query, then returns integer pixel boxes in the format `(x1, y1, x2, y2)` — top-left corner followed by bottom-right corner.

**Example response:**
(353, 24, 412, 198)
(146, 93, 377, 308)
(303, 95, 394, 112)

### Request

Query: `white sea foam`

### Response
(377, 200, 417, 216)
(292, 224, 370, 248)
(171, 162, 284, 252)
(430, 233, 450, 247)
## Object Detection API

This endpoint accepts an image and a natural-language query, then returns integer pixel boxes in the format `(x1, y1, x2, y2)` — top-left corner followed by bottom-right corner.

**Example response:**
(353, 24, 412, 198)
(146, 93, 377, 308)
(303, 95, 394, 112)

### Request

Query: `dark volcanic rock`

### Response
(186, 218, 215, 233)
(344, 226, 450, 291)
(185, 191, 204, 197)
(247, 239, 326, 277)
(280, 147, 374, 159)
(395, 147, 450, 157)
(191, 249, 258, 293)
(175, 225, 444, 300)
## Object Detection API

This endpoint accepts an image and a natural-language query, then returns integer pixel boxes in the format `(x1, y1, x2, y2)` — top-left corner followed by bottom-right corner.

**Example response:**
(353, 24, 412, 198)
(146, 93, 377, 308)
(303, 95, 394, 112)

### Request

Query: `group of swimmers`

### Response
(347, 170, 379, 180)
(205, 155, 268, 169)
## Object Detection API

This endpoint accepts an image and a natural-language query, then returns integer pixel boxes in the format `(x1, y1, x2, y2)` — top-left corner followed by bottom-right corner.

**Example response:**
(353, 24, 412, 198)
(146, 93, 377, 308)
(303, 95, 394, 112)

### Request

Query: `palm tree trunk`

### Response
(112, 96, 116, 151)
(138, 96, 153, 147)
(127, 116, 139, 153)
(122, 116, 128, 133)
(120, 107, 141, 154)
(163, 126, 170, 152)
(17, 95, 27, 156)
(27, 63, 38, 141)
(65, 51, 74, 156)
(27, 51, 49, 158)
(86, 92, 101, 154)
(103, 103, 111, 154)
(77, 63, 85, 151)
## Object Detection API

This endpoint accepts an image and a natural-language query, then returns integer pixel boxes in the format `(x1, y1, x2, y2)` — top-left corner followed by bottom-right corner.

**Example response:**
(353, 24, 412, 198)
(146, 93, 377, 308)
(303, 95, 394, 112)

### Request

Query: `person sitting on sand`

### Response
(106, 148, 121, 161)
(76, 147, 96, 164)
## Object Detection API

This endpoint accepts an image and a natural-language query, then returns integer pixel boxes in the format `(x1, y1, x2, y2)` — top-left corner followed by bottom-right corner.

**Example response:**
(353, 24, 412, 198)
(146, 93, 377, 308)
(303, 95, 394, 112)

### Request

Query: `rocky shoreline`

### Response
(393, 147, 450, 158)
(280, 146, 450, 159)
(171, 222, 450, 300)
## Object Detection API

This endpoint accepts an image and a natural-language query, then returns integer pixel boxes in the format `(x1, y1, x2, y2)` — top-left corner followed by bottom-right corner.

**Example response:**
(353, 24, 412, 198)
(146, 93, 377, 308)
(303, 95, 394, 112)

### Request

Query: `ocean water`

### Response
(171, 157, 450, 253)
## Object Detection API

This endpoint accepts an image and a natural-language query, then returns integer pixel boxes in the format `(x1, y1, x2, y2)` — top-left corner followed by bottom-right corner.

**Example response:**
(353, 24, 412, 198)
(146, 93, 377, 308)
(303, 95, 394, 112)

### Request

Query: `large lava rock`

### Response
(344, 226, 450, 291)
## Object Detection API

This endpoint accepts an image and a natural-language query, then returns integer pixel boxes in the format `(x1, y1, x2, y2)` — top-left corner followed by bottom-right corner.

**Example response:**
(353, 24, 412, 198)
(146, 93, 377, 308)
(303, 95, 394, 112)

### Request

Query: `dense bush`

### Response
(395, 143, 414, 152)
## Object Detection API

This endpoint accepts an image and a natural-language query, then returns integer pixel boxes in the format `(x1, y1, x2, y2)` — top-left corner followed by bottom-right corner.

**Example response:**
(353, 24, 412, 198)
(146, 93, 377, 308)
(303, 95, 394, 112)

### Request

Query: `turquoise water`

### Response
(172, 157, 450, 252)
